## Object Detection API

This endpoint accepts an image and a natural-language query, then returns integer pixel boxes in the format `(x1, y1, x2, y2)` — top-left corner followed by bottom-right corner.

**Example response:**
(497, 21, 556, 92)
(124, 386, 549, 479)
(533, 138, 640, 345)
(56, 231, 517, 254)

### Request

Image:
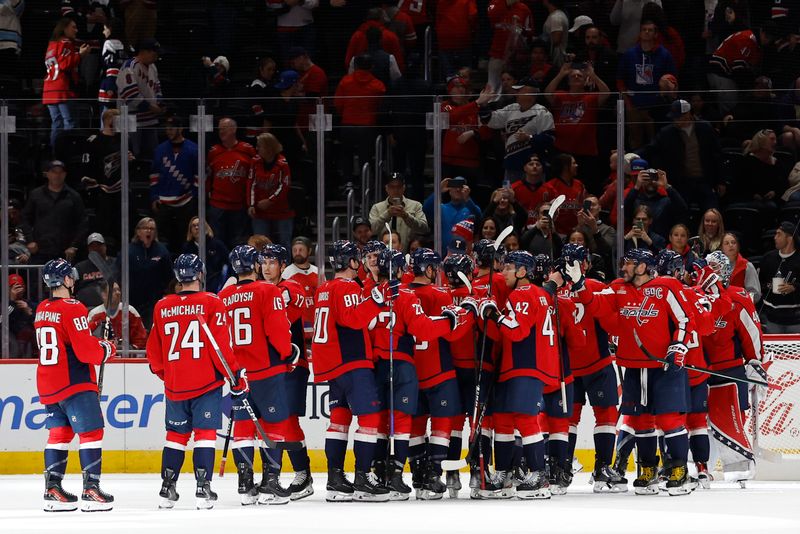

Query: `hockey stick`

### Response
(548, 195, 568, 413)
(89, 251, 119, 396)
(218, 406, 235, 477)
(385, 222, 396, 456)
(196, 313, 304, 451)
(456, 271, 473, 294)
(631, 329, 779, 390)
(442, 226, 514, 472)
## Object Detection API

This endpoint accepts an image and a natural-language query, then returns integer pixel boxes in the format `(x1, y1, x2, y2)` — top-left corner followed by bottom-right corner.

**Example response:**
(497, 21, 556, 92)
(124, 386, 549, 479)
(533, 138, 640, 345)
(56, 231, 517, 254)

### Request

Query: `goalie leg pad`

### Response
(708, 382, 755, 480)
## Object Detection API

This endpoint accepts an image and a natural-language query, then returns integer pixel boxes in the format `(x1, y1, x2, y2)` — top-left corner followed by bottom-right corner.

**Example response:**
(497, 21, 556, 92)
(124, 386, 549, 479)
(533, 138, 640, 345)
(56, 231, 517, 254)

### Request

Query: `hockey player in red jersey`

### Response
(406, 248, 466, 499)
(312, 240, 394, 502)
(557, 244, 626, 492)
(146, 254, 247, 509)
(359, 240, 386, 294)
(443, 253, 492, 498)
(369, 248, 460, 500)
(260, 243, 314, 500)
(702, 251, 768, 484)
(36, 259, 116, 512)
(477, 250, 561, 500)
(567, 248, 695, 496)
(219, 245, 298, 505)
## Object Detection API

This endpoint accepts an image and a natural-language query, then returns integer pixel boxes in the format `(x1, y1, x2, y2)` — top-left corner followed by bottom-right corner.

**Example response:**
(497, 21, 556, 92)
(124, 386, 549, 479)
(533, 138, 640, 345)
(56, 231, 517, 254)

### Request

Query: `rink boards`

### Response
(0, 360, 602, 474)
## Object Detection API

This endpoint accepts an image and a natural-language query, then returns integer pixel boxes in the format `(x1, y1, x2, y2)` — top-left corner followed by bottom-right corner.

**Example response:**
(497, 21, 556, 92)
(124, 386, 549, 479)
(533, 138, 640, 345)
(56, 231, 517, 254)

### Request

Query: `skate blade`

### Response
(389, 491, 410, 501)
(415, 490, 444, 501)
(158, 498, 177, 509)
(258, 494, 290, 505)
(43, 500, 78, 512)
(195, 498, 216, 510)
(80, 500, 113, 512)
(240, 494, 258, 506)
(550, 486, 568, 496)
(667, 486, 693, 496)
(353, 490, 390, 502)
(634, 485, 659, 496)
(448, 488, 460, 499)
(290, 487, 314, 501)
(592, 482, 628, 493)
(476, 489, 513, 500)
(325, 490, 353, 502)
(516, 489, 551, 500)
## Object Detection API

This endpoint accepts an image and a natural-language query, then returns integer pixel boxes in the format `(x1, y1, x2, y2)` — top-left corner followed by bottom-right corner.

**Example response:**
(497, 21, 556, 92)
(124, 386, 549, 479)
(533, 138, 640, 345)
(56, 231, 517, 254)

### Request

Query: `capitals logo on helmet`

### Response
(560, 243, 588, 265)
(443, 254, 474, 287)
(504, 250, 536, 274)
(229, 245, 260, 274)
(377, 248, 406, 278)
(329, 240, 360, 271)
(705, 251, 732, 286)
(656, 249, 684, 278)
(624, 248, 656, 268)
(262, 243, 289, 266)
(410, 247, 442, 276)
(473, 239, 505, 268)
(42, 258, 78, 288)
(174, 254, 205, 283)
(362, 240, 386, 257)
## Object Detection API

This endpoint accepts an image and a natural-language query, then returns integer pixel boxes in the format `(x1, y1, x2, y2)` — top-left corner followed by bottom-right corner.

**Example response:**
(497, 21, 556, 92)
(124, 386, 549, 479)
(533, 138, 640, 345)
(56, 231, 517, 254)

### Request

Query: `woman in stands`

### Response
(697, 208, 725, 255)
(181, 217, 229, 293)
(721, 232, 761, 301)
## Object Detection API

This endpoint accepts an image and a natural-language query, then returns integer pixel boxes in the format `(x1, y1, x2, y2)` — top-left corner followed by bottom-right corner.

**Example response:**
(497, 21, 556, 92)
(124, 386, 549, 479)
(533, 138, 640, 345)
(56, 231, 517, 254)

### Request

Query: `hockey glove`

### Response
(371, 279, 401, 306)
(288, 343, 302, 371)
(99, 339, 116, 363)
(102, 319, 116, 341)
(460, 297, 480, 318)
(746, 359, 772, 396)
(441, 306, 461, 331)
(479, 299, 501, 323)
(565, 260, 585, 292)
(230, 368, 250, 397)
(663, 342, 688, 371)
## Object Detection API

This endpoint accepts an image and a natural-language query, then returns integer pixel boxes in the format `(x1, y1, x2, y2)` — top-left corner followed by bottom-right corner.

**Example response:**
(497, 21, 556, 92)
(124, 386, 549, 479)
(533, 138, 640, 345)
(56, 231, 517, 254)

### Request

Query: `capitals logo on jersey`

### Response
(620, 296, 660, 326)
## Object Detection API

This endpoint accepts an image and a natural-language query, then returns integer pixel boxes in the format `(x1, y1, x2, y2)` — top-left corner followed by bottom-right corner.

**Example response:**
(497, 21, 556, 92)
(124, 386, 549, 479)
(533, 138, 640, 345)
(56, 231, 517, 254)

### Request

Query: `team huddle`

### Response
(33, 229, 772, 511)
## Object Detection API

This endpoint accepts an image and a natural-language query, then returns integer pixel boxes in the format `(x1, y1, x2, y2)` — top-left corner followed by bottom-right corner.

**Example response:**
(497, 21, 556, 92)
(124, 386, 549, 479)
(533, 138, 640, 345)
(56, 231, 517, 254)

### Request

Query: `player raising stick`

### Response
(36, 259, 116, 512)
(146, 254, 248, 509)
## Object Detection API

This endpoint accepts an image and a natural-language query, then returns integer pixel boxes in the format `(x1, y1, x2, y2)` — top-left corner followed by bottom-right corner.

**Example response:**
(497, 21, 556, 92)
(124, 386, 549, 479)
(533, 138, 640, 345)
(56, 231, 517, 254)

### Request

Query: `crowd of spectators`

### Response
(5, 0, 800, 356)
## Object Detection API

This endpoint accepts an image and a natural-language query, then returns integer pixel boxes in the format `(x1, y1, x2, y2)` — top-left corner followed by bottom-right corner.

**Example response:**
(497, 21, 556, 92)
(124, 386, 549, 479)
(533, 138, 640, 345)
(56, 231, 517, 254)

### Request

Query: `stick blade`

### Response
(494, 225, 515, 250)
(441, 459, 468, 471)
(548, 194, 567, 218)
(457, 271, 472, 294)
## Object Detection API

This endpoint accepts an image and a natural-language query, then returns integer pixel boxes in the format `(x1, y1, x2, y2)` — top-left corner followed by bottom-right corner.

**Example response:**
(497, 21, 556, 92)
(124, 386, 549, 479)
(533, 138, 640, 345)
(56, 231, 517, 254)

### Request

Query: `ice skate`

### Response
(80, 472, 113, 512)
(515, 470, 551, 500)
(326, 468, 354, 502)
(288, 469, 314, 501)
(666, 465, 693, 496)
(446, 470, 462, 498)
(387, 471, 412, 501)
(236, 463, 258, 505)
(633, 464, 659, 495)
(195, 470, 217, 510)
(548, 458, 573, 496)
(695, 462, 712, 490)
(417, 470, 446, 500)
(352, 470, 390, 502)
(477, 470, 513, 500)
(43, 471, 78, 512)
(158, 469, 179, 509)
(258, 472, 291, 505)
(591, 463, 629, 493)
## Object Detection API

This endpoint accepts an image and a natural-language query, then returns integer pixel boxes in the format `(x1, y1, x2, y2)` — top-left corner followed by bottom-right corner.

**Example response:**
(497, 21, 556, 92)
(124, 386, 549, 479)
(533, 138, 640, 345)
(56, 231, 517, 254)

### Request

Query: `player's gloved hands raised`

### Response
(460, 297, 480, 318)
(564, 260, 585, 292)
(99, 339, 116, 362)
(371, 278, 401, 305)
(230, 368, 250, 396)
(287, 343, 302, 371)
(663, 342, 688, 371)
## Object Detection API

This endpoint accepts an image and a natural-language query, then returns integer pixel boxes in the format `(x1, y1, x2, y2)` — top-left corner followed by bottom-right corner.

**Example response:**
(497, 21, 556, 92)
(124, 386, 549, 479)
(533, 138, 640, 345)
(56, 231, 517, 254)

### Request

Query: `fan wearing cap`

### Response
(423, 176, 482, 254)
(758, 221, 800, 334)
(22, 160, 88, 264)
(637, 98, 723, 213)
(486, 0, 532, 93)
(117, 38, 165, 157)
(479, 76, 555, 182)
(622, 165, 686, 240)
(441, 81, 494, 185)
(201, 55, 231, 96)
(368, 173, 428, 251)
(73, 233, 116, 309)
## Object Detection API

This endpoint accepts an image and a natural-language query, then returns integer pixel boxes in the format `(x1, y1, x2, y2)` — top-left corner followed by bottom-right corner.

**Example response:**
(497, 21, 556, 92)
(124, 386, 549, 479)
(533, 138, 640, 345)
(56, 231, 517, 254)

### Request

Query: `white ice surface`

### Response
(2, 473, 800, 534)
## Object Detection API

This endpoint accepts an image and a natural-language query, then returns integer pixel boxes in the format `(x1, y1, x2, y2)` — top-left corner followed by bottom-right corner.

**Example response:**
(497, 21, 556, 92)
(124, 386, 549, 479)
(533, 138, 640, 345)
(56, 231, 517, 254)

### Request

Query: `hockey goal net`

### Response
(745, 334, 800, 479)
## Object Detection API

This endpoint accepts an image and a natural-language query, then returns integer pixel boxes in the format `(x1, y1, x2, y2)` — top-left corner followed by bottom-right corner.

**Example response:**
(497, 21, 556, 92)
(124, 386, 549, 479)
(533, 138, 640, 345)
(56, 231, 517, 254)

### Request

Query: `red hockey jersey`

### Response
(473, 271, 510, 308)
(311, 277, 382, 382)
(35, 298, 107, 405)
(449, 284, 489, 370)
(207, 141, 256, 211)
(559, 278, 614, 377)
(487, 0, 531, 60)
(541, 177, 587, 236)
(409, 283, 460, 389)
(146, 291, 239, 401)
(282, 263, 319, 335)
(703, 285, 764, 371)
(580, 276, 692, 369)
(278, 277, 310, 368)
(43, 39, 81, 105)
(248, 154, 294, 220)
(219, 280, 291, 381)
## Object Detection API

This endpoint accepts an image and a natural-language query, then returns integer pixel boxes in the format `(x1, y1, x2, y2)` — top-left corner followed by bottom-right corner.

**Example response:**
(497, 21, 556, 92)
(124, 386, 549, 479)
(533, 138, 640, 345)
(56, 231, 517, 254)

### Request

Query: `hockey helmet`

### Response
(410, 247, 442, 276)
(262, 243, 290, 266)
(376, 248, 406, 278)
(42, 258, 78, 288)
(329, 240, 361, 271)
(473, 239, 506, 268)
(229, 245, 260, 274)
(443, 254, 475, 287)
(655, 249, 685, 278)
(173, 254, 205, 283)
(705, 251, 732, 286)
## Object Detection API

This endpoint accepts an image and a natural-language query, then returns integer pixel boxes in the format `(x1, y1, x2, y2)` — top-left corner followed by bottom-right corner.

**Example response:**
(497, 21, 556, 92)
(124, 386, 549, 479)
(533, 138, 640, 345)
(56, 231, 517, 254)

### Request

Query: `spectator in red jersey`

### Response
(207, 118, 256, 248)
(544, 63, 611, 193)
(600, 152, 644, 228)
(283, 235, 319, 338)
(512, 153, 549, 228)
(247, 133, 295, 247)
(487, 0, 532, 93)
(435, 0, 477, 78)
(441, 79, 493, 187)
(345, 8, 405, 72)
(43, 17, 90, 150)
(542, 153, 587, 236)
(334, 54, 386, 182)
(528, 39, 552, 84)
(87, 281, 148, 349)
(288, 46, 328, 145)
(721, 232, 761, 301)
